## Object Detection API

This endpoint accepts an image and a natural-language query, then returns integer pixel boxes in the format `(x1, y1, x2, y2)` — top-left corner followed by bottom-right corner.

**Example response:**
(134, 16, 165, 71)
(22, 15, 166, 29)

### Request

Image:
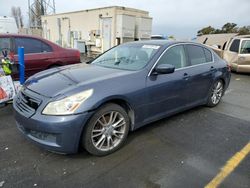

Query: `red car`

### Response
(0, 34, 81, 79)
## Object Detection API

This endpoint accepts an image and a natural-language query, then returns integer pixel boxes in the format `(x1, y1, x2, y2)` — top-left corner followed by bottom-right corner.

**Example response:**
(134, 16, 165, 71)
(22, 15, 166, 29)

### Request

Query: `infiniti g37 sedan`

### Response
(13, 41, 231, 156)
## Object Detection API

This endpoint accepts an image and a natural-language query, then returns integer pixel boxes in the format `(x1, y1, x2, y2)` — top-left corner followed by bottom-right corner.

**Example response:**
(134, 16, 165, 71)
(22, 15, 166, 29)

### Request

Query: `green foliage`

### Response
(197, 23, 250, 36)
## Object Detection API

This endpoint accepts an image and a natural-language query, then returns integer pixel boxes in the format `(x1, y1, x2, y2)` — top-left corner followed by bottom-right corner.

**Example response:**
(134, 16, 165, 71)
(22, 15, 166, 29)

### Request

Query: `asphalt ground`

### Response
(0, 73, 249, 188)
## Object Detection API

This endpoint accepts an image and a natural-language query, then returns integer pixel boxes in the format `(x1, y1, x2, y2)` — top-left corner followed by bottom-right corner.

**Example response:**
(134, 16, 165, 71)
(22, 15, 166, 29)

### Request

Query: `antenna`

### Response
(28, 0, 56, 28)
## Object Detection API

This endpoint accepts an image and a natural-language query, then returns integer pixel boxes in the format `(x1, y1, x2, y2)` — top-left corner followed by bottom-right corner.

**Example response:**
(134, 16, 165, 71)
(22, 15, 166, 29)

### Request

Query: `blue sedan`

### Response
(13, 41, 231, 156)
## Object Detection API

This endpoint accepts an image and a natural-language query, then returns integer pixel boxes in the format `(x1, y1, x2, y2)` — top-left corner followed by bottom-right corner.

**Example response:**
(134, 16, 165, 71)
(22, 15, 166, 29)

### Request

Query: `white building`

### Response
(41, 6, 153, 53)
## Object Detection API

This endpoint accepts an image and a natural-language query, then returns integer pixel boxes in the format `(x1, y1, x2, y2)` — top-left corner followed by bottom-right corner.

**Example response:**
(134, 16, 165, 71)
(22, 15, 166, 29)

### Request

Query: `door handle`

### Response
(210, 66, 215, 71)
(183, 73, 190, 80)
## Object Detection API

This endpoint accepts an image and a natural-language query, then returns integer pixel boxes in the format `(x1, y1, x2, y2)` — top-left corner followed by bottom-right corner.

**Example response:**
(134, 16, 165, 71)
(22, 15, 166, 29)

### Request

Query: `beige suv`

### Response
(210, 35, 250, 73)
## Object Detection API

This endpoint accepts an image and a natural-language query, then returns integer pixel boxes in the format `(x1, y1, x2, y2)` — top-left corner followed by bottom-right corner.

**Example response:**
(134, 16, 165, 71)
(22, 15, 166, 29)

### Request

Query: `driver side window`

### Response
(157, 45, 187, 69)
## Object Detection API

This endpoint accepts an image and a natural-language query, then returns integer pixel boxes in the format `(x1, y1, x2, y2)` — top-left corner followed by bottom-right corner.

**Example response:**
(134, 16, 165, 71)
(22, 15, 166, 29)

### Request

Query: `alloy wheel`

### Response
(211, 81, 223, 105)
(91, 111, 127, 152)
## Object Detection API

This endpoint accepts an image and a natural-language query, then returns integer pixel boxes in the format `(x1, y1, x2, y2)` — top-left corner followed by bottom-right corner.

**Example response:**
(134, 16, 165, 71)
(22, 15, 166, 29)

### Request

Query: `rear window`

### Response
(15, 37, 52, 54)
(229, 39, 240, 53)
(204, 48, 213, 62)
(240, 40, 250, 54)
(186, 45, 206, 65)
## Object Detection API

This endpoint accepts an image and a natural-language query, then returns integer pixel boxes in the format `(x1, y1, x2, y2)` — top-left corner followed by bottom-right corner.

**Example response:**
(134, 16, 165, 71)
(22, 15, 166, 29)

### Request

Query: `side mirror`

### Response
(154, 64, 175, 75)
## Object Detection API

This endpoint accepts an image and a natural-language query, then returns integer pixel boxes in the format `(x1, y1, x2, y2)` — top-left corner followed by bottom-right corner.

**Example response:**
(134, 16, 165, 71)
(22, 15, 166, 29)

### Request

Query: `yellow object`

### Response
(1, 59, 12, 75)
(205, 142, 250, 188)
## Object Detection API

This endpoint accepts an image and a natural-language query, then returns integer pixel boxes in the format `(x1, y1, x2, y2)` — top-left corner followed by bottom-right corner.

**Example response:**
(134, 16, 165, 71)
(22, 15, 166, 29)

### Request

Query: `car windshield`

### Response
(92, 44, 161, 71)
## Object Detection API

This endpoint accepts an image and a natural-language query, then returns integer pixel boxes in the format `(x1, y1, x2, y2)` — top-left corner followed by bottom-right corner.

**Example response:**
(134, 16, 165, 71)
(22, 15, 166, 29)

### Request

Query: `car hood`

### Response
(24, 64, 134, 98)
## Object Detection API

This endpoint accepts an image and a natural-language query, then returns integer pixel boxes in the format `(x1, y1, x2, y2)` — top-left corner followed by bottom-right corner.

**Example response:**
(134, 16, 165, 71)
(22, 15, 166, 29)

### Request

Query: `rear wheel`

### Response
(207, 80, 224, 107)
(82, 103, 130, 156)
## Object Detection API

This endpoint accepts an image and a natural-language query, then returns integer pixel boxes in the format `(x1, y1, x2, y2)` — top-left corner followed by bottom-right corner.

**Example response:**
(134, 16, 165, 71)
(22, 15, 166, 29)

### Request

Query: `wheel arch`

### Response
(94, 97, 136, 131)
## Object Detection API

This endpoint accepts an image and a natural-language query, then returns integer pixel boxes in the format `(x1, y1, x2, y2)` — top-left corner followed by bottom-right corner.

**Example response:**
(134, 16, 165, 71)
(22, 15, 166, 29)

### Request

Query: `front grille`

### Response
(15, 91, 41, 117)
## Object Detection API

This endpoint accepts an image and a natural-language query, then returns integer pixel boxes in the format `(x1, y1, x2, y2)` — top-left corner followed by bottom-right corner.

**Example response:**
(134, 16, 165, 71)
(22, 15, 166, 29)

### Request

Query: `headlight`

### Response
(42, 89, 93, 115)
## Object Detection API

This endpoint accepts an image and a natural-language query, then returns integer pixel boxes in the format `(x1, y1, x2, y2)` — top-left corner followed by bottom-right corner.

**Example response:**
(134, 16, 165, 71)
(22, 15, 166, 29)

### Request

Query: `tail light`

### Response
(76, 50, 81, 59)
(227, 63, 231, 72)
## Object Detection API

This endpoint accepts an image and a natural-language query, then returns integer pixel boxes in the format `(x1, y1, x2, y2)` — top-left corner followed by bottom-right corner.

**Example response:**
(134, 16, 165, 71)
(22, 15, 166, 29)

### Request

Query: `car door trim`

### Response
(148, 42, 215, 76)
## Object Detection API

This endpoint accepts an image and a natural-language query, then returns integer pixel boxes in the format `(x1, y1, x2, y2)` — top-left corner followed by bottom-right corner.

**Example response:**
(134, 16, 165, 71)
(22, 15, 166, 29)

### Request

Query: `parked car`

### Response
(13, 41, 231, 156)
(0, 34, 81, 79)
(206, 35, 250, 73)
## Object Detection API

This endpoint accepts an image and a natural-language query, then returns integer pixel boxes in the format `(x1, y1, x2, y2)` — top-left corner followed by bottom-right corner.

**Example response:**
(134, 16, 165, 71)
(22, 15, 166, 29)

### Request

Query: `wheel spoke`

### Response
(92, 132, 103, 138)
(102, 115, 107, 124)
(112, 130, 124, 138)
(107, 136, 111, 149)
(99, 137, 106, 149)
(112, 118, 124, 128)
(92, 129, 103, 133)
(97, 119, 105, 127)
(95, 135, 105, 147)
(115, 121, 125, 128)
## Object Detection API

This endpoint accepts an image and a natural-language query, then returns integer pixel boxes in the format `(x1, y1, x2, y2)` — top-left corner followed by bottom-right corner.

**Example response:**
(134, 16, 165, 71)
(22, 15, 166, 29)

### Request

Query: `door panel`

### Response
(145, 70, 188, 122)
(183, 64, 214, 105)
(184, 44, 215, 105)
(144, 45, 189, 122)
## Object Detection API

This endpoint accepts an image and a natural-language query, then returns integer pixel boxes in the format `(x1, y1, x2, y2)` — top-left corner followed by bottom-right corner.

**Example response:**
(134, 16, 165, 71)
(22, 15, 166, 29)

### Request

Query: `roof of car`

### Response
(124, 40, 202, 47)
(0, 33, 43, 39)
(233, 35, 250, 39)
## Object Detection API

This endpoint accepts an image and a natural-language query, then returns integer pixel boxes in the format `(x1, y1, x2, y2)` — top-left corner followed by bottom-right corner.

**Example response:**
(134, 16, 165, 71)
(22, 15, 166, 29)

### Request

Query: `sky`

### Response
(0, 0, 249, 39)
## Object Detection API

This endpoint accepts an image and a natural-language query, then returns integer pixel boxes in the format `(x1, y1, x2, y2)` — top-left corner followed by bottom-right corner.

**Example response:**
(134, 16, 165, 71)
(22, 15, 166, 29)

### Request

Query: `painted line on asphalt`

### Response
(205, 142, 250, 188)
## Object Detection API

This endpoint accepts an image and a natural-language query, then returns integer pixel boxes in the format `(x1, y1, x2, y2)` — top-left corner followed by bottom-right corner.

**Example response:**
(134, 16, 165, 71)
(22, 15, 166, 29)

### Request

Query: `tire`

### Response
(82, 103, 130, 156)
(207, 80, 224, 107)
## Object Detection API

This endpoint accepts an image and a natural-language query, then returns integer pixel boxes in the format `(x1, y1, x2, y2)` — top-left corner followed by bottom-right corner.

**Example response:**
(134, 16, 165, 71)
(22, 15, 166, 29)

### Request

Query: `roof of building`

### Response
(41, 6, 149, 18)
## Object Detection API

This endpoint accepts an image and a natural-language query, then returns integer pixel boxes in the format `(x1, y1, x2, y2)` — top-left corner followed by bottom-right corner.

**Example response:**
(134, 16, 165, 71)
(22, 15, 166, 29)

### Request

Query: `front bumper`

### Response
(14, 109, 93, 154)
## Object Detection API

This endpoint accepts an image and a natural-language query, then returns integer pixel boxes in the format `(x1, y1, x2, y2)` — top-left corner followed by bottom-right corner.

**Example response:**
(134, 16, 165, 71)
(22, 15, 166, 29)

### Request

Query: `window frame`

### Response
(148, 43, 214, 76)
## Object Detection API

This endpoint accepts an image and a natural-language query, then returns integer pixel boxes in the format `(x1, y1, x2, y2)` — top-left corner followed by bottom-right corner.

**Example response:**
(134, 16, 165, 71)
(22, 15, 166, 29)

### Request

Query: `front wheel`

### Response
(82, 103, 130, 156)
(207, 80, 224, 107)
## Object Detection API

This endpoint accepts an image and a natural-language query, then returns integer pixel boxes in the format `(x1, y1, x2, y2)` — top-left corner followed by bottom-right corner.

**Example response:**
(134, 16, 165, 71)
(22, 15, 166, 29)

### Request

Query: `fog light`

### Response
(29, 130, 57, 143)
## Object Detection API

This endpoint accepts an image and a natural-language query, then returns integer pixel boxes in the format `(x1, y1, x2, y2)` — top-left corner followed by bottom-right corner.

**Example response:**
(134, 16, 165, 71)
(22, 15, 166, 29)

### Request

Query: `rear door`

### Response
(238, 39, 250, 70)
(14, 37, 54, 78)
(223, 39, 240, 65)
(184, 44, 215, 105)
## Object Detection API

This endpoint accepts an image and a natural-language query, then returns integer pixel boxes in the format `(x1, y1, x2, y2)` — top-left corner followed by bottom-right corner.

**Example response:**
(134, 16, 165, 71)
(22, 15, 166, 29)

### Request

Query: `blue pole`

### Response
(18, 47, 25, 85)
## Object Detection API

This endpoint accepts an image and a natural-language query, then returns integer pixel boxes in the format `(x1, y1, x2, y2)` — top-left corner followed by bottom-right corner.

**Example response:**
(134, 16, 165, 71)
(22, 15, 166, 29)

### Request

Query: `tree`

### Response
(238, 26, 250, 35)
(197, 23, 250, 36)
(11, 6, 24, 29)
(197, 26, 215, 36)
(221, 23, 238, 33)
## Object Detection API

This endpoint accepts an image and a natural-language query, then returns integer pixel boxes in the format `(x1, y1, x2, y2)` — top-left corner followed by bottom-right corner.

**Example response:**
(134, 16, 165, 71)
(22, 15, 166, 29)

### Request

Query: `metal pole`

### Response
(18, 47, 25, 85)
(53, 0, 56, 13)
(28, 0, 31, 28)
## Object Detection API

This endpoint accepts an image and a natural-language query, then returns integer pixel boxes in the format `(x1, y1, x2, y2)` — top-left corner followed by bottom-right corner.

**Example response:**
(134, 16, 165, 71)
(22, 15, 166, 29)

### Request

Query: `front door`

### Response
(145, 45, 189, 123)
